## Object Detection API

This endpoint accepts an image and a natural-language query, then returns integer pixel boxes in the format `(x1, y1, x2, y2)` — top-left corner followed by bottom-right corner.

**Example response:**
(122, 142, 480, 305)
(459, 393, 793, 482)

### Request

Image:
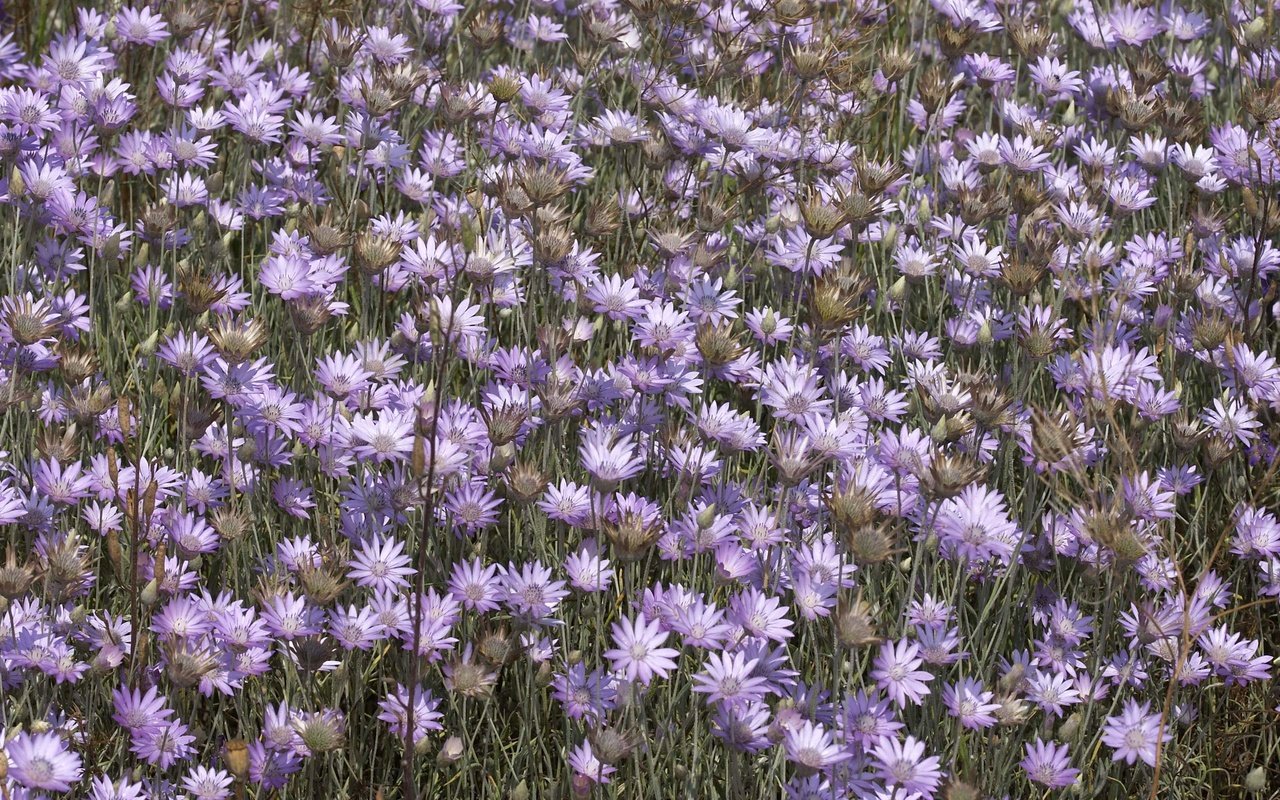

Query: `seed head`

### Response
(293, 710, 346, 755)
(208, 316, 270, 363)
(354, 231, 403, 276)
(210, 507, 252, 542)
(164, 641, 219, 688)
(833, 595, 881, 648)
(3, 294, 59, 346)
(444, 651, 499, 700)
(0, 549, 36, 600)
(604, 512, 663, 561)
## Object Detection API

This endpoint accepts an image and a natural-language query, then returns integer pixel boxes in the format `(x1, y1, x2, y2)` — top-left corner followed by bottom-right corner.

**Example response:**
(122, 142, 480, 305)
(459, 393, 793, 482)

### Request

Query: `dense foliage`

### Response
(0, 0, 1278, 798)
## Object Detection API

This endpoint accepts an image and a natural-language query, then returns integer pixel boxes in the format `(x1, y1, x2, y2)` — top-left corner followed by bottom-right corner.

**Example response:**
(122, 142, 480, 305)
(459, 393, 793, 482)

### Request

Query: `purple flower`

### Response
(729, 587, 795, 642)
(5, 730, 83, 792)
(1022, 738, 1080, 788)
(568, 740, 616, 786)
(564, 538, 614, 592)
(112, 684, 173, 732)
(1201, 398, 1261, 447)
(377, 684, 443, 745)
(783, 720, 849, 772)
(579, 426, 645, 490)
(1101, 699, 1172, 766)
(502, 560, 569, 622)
(603, 613, 679, 685)
(347, 534, 416, 593)
(248, 740, 302, 790)
(871, 639, 934, 708)
(872, 735, 944, 796)
(692, 650, 771, 705)
(552, 663, 617, 722)
(1232, 505, 1280, 559)
(934, 484, 1019, 567)
(348, 409, 415, 463)
(131, 720, 195, 769)
(942, 677, 1000, 730)
(447, 557, 503, 612)
(1198, 625, 1272, 685)
(760, 357, 832, 422)
(182, 765, 234, 800)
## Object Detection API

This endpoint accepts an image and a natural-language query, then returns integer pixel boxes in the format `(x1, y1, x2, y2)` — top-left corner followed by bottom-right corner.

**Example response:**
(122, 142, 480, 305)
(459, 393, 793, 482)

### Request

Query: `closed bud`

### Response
(695, 503, 718, 530)
(489, 441, 517, 472)
(138, 330, 160, 356)
(8, 164, 24, 197)
(1058, 711, 1082, 741)
(943, 778, 981, 800)
(1245, 765, 1268, 794)
(1242, 17, 1269, 50)
(887, 275, 907, 302)
(139, 578, 160, 607)
(437, 735, 465, 766)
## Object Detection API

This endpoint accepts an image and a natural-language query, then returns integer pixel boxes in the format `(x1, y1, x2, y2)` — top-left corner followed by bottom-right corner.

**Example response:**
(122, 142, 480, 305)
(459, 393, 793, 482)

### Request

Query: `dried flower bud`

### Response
(3, 295, 59, 346)
(833, 595, 880, 648)
(0, 549, 36, 600)
(943, 777, 981, 800)
(799, 192, 846, 238)
(695, 322, 745, 368)
(922, 452, 986, 500)
(841, 522, 899, 566)
(210, 508, 252, 542)
(995, 694, 1030, 726)
(354, 231, 403, 276)
(208, 316, 270, 363)
(588, 726, 639, 764)
(299, 563, 348, 606)
(293, 711, 346, 754)
(604, 512, 663, 561)
(293, 635, 340, 676)
(489, 73, 521, 104)
(476, 625, 519, 666)
(288, 295, 335, 336)
(444, 652, 498, 700)
(517, 164, 570, 207)
(466, 13, 504, 49)
(1058, 711, 1082, 741)
(504, 461, 549, 505)
(164, 641, 218, 687)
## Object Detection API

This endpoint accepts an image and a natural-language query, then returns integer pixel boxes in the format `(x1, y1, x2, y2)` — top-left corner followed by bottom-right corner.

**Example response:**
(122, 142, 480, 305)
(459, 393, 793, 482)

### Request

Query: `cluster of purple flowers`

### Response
(0, 0, 1278, 798)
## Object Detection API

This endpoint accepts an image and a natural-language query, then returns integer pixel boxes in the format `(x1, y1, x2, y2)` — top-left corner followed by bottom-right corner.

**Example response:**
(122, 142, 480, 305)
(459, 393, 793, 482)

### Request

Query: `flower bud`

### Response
(1245, 765, 1268, 794)
(138, 330, 160, 357)
(976, 319, 994, 346)
(887, 275, 907, 302)
(437, 736, 465, 766)
(1058, 711, 1082, 741)
(695, 503, 718, 530)
(139, 578, 160, 607)
(1243, 17, 1268, 49)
